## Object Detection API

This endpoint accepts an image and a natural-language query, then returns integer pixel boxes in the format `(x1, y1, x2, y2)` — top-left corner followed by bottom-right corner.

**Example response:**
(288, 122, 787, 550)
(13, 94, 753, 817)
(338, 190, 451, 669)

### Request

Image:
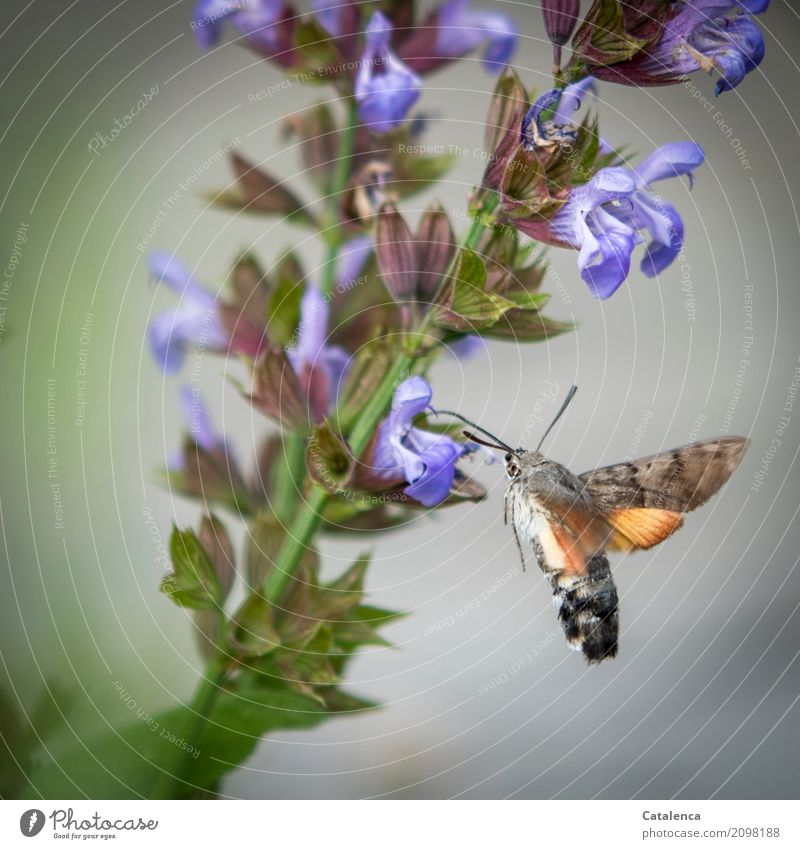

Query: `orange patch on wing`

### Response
(607, 507, 684, 550)
(549, 523, 590, 576)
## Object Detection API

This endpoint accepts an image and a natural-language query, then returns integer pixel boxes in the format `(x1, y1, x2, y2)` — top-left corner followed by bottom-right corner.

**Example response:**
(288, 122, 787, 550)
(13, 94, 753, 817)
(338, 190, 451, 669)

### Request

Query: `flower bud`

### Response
(541, 0, 580, 47)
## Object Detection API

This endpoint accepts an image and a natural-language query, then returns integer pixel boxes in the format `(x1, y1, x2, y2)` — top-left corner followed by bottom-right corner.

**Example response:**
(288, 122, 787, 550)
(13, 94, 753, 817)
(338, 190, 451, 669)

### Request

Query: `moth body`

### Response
(499, 437, 748, 664)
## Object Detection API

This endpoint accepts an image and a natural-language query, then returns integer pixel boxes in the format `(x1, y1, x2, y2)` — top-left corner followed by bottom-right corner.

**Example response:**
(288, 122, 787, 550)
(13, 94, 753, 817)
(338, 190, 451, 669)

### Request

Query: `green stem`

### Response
(151, 653, 228, 799)
(271, 431, 306, 525)
(320, 97, 360, 297)
(164, 169, 498, 797)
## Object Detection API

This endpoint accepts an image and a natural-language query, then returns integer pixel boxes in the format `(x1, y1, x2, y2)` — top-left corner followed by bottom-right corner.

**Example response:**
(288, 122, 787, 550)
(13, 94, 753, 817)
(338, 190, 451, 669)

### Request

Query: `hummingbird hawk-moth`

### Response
(439, 388, 748, 664)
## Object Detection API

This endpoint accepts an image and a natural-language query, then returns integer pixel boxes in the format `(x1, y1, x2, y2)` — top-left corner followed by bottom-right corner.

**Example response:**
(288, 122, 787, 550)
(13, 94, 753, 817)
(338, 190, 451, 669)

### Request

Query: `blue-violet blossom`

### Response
(550, 142, 705, 299)
(373, 376, 467, 506)
(147, 251, 228, 375)
(287, 284, 350, 421)
(436, 0, 517, 71)
(642, 0, 769, 95)
(355, 13, 423, 133)
(179, 384, 226, 454)
(168, 384, 229, 472)
(193, 0, 285, 51)
(522, 78, 596, 151)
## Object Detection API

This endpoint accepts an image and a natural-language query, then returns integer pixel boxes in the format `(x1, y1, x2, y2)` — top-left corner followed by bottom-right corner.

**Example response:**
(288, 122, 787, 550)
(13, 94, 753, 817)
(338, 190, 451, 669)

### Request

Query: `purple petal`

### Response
(552, 77, 596, 126)
(738, 0, 769, 13)
(436, 0, 517, 70)
(636, 198, 684, 277)
(231, 0, 285, 52)
(404, 440, 461, 506)
(146, 252, 227, 374)
(634, 141, 705, 188)
(321, 345, 351, 403)
(372, 376, 433, 475)
(148, 296, 226, 374)
(437, 0, 482, 56)
(287, 284, 328, 373)
(372, 421, 425, 482)
(356, 13, 422, 133)
(337, 235, 372, 286)
(311, 0, 342, 36)
(710, 15, 766, 94)
(577, 214, 637, 300)
(356, 78, 421, 133)
(392, 376, 432, 423)
(551, 167, 636, 246)
(192, 0, 235, 48)
(149, 311, 189, 374)
(473, 12, 517, 70)
(449, 334, 485, 358)
(148, 250, 205, 297)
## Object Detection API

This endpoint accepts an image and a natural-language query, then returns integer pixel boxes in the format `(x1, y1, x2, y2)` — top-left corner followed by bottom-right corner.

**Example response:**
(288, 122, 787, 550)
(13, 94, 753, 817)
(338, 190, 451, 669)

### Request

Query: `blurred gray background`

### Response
(1, 0, 798, 799)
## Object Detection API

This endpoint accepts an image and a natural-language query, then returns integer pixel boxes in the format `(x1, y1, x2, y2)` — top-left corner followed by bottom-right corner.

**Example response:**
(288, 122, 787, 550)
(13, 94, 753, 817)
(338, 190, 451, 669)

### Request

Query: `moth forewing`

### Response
(580, 436, 750, 513)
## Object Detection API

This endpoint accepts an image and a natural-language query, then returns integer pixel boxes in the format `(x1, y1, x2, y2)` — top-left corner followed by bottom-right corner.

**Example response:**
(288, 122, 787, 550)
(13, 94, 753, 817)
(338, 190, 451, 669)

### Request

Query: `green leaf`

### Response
(337, 338, 392, 432)
(0, 683, 25, 797)
(477, 309, 574, 342)
(20, 685, 327, 799)
(573, 0, 648, 66)
(230, 594, 281, 658)
(245, 513, 281, 588)
(160, 528, 220, 610)
(333, 618, 392, 649)
(197, 514, 235, 601)
(356, 604, 407, 626)
(246, 345, 309, 430)
(266, 253, 304, 347)
(432, 248, 517, 331)
(323, 689, 380, 713)
(504, 291, 550, 311)
(207, 152, 313, 225)
(484, 66, 528, 157)
(316, 554, 370, 619)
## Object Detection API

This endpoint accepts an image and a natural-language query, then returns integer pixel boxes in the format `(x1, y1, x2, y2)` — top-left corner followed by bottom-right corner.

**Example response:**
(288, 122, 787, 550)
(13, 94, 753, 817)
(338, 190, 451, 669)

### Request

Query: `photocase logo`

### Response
(19, 809, 45, 837)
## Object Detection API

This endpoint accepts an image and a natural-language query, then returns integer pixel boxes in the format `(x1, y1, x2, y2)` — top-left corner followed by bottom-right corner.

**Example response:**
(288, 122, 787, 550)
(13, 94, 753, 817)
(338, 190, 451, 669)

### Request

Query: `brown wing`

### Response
(580, 436, 748, 551)
(580, 437, 748, 513)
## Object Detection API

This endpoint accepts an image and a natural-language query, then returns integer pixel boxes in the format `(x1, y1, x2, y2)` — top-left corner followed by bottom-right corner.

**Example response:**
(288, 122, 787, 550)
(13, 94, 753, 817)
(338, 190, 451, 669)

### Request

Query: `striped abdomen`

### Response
(546, 552, 619, 663)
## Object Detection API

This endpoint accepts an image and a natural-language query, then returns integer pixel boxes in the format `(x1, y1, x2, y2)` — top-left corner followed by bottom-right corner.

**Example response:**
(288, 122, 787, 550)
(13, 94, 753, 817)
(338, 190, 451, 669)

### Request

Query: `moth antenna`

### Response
(536, 385, 577, 452)
(462, 431, 517, 454)
(433, 409, 516, 454)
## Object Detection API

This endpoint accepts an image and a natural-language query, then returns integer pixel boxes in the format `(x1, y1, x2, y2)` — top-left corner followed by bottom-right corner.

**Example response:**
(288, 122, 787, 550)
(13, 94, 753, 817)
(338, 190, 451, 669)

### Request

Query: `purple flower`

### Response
(147, 252, 228, 374)
(355, 13, 422, 133)
(311, 0, 342, 37)
(179, 384, 225, 454)
(449, 335, 485, 359)
(192, 0, 286, 53)
(373, 377, 467, 506)
(522, 78, 595, 151)
(640, 1, 769, 95)
(287, 284, 350, 421)
(336, 235, 372, 287)
(550, 142, 705, 298)
(436, 0, 517, 71)
(168, 384, 229, 472)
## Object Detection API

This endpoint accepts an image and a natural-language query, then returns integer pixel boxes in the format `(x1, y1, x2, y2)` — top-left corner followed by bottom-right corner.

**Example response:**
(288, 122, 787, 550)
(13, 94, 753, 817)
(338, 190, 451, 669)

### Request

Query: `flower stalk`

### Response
(263, 190, 500, 603)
